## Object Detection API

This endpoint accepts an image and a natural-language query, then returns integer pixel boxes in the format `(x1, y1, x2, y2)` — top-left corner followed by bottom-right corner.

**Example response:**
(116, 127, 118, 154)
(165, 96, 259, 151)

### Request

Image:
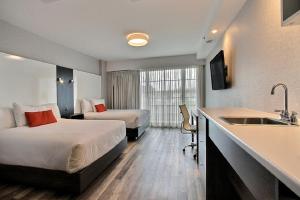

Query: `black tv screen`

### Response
(210, 50, 227, 90)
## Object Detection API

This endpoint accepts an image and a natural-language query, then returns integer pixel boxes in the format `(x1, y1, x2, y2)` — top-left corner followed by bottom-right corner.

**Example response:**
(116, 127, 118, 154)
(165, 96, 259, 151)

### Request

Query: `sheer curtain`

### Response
(140, 66, 203, 128)
(107, 70, 140, 109)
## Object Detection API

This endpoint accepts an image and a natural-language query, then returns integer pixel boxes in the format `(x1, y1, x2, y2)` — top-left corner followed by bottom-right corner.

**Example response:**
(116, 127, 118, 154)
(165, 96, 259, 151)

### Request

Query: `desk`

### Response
(200, 108, 300, 199)
(191, 109, 200, 163)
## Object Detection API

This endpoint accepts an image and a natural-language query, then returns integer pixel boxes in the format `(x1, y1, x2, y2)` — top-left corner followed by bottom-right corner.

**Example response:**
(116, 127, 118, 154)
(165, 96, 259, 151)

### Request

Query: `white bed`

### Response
(81, 99, 150, 129)
(0, 119, 126, 173)
(84, 109, 150, 129)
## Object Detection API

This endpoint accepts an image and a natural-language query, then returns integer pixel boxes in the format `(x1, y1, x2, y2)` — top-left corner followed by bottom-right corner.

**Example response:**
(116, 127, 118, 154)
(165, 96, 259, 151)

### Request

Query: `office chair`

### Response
(179, 104, 197, 159)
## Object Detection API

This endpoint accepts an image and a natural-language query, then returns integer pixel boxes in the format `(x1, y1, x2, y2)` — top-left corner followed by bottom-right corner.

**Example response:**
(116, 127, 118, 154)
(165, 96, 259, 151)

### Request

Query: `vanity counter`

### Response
(200, 107, 300, 198)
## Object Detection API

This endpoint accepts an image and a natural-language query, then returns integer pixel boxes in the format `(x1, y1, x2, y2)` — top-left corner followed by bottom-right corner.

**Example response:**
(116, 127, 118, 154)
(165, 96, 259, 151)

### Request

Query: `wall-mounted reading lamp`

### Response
(57, 78, 74, 84)
(57, 77, 64, 84)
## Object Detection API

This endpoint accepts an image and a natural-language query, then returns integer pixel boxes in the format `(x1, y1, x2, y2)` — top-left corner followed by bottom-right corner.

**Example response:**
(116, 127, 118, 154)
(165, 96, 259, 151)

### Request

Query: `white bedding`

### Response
(0, 119, 126, 173)
(84, 109, 150, 129)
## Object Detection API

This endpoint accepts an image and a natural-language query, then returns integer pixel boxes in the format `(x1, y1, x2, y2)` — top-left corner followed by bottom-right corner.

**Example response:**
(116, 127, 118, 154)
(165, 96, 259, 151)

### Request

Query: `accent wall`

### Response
(205, 0, 300, 114)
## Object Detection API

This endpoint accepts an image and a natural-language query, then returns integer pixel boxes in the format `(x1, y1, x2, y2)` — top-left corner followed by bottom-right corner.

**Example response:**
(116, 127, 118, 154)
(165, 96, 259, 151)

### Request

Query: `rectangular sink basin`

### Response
(220, 117, 289, 125)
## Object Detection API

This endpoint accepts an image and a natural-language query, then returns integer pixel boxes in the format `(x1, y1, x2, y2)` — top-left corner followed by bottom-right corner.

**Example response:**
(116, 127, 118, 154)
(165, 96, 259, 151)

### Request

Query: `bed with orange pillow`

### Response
(0, 104, 127, 193)
(81, 99, 150, 139)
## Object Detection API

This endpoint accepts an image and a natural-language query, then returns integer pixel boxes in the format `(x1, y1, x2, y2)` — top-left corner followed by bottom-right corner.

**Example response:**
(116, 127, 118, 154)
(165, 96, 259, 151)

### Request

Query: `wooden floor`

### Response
(0, 128, 204, 200)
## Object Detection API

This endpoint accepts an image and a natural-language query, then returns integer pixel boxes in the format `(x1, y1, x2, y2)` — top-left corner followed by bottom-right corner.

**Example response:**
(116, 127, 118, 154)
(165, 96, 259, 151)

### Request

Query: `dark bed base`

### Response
(126, 122, 150, 140)
(0, 137, 127, 194)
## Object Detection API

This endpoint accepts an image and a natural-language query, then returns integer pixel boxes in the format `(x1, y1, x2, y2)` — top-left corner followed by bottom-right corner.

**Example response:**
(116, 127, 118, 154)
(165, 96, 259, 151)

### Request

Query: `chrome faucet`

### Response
(271, 83, 289, 121)
(271, 83, 297, 124)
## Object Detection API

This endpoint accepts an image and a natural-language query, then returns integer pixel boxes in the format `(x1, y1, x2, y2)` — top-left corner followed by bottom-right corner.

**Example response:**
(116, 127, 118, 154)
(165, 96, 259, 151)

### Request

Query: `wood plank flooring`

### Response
(0, 128, 204, 200)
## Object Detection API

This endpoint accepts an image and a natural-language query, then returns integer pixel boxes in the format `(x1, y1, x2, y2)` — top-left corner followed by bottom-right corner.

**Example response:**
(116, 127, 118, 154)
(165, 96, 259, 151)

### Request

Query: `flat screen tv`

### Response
(210, 50, 227, 90)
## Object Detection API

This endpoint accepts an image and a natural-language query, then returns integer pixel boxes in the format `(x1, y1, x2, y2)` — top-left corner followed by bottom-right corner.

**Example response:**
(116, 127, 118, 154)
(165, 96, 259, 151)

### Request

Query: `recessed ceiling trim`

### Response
(0, 0, 247, 60)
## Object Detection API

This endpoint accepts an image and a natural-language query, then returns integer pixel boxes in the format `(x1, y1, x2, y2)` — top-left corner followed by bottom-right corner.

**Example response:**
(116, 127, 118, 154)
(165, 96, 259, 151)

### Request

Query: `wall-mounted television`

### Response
(210, 50, 227, 90)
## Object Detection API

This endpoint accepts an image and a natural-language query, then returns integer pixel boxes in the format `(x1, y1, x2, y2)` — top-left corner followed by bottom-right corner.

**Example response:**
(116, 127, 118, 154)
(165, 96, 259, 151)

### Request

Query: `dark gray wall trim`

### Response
(56, 66, 74, 118)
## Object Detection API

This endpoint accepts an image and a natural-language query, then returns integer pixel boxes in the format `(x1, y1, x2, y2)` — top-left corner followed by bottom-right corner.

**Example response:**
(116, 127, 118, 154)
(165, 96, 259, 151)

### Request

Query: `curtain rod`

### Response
(107, 65, 204, 73)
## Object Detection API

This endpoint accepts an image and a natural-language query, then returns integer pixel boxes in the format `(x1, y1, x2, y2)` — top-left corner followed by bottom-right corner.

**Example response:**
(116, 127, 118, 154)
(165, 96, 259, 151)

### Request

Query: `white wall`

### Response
(100, 60, 107, 100)
(0, 50, 102, 114)
(0, 19, 100, 75)
(74, 70, 101, 113)
(0, 52, 56, 107)
(205, 0, 300, 113)
(107, 54, 205, 72)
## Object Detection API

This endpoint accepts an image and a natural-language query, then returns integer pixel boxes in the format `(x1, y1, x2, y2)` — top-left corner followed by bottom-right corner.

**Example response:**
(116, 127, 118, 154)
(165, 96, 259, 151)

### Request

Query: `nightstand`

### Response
(69, 113, 84, 120)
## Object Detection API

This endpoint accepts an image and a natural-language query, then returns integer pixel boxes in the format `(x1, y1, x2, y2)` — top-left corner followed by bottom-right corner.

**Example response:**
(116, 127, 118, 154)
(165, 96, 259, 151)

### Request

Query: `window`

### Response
(140, 67, 198, 128)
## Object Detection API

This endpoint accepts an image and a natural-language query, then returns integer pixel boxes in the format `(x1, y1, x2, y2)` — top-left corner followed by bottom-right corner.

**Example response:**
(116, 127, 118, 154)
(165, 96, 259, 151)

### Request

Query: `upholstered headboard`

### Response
(74, 70, 101, 113)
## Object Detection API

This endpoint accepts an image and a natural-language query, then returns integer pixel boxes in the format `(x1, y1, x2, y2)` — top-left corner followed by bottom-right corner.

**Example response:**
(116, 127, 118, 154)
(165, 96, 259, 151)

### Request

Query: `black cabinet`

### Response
(203, 117, 299, 200)
(282, 0, 300, 26)
(70, 113, 84, 120)
(62, 113, 84, 120)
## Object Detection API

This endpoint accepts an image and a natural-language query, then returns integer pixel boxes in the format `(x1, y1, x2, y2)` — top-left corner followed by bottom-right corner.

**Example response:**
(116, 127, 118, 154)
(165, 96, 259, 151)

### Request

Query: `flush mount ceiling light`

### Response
(126, 32, 149, 47)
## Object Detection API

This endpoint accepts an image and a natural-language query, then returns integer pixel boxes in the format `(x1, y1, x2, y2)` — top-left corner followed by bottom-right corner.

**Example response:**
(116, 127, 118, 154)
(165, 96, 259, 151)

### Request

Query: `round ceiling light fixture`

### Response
(126, 32, 149, 47)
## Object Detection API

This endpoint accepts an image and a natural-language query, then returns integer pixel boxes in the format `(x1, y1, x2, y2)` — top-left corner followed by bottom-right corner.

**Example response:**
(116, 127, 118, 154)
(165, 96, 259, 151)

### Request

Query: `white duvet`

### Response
(84, 109, 150, 129)
(0, 119, 126, 173)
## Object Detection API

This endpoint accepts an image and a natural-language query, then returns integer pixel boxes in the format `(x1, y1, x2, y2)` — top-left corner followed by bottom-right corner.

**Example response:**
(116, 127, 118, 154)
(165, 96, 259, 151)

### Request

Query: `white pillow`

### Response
(0, 107, 16, 130)
(81, 99, 93, 113)
(90, 99, 105, 112)
(12, 103, 61, 127)
(44, 103, 61, 119)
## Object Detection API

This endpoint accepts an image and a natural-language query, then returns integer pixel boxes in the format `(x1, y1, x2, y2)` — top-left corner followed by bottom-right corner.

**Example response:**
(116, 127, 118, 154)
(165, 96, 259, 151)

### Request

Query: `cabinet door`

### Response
(198, 114, 206, 194)
(209, 122, 278, 200)
(282, 0, 300, 26)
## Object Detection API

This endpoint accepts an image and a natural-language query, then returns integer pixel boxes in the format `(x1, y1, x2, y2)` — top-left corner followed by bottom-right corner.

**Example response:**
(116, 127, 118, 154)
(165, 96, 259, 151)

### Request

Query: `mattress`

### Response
(0, 119, 126, 173)
(84, 109, 150, 129)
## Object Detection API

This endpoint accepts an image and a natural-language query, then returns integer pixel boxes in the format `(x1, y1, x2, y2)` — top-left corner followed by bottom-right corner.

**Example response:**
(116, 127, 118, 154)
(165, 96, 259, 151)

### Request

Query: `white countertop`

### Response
(199, 107, 300, 196)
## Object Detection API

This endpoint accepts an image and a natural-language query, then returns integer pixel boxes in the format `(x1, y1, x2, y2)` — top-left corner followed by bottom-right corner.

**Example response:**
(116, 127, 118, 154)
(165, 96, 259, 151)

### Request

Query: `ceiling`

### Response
(0, 0, 246, 61)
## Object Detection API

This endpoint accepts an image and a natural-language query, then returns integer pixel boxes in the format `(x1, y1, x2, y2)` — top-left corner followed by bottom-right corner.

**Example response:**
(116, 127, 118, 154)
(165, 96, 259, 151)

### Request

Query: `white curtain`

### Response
(107, 70, 140, 109)
(140, 66, 204, 128)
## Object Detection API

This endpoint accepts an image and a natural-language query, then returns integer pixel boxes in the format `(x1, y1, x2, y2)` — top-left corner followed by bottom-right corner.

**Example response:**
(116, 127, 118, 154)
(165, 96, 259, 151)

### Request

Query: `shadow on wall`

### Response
(222, 26, 237, 89)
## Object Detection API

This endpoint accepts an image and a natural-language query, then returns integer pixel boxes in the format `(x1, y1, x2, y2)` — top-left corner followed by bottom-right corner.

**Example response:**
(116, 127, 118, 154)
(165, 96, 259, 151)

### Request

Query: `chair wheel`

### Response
(193, 154, 197, 159)
(182, 149, 185, 152)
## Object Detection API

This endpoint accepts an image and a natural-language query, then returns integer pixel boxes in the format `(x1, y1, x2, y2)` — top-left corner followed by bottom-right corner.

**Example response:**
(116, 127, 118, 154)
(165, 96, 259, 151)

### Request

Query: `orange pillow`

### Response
(95, 104, 107, 112)
(25, 110, 57, 127)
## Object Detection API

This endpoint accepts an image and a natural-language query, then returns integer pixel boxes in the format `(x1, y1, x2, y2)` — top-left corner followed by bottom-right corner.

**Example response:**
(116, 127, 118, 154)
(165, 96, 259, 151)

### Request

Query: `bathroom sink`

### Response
(220, 117, 289, 125)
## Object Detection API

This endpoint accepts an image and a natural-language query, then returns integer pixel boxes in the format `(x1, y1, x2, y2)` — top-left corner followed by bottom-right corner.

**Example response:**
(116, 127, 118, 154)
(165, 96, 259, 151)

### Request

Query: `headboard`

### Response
(74, 70, 101, 113)
(0, 52, 56, 107)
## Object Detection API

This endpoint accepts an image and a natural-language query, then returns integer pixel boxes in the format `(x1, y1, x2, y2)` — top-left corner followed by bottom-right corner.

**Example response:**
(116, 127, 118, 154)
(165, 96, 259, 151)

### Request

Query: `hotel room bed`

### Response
(84, 109, 150, 139)
(0, 118, 127, 193)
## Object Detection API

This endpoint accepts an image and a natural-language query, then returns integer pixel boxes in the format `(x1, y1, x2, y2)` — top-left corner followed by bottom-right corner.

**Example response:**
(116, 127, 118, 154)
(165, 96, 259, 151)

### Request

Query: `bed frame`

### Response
(0, 137, 127, 194)
(126, 121, 150, 140)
